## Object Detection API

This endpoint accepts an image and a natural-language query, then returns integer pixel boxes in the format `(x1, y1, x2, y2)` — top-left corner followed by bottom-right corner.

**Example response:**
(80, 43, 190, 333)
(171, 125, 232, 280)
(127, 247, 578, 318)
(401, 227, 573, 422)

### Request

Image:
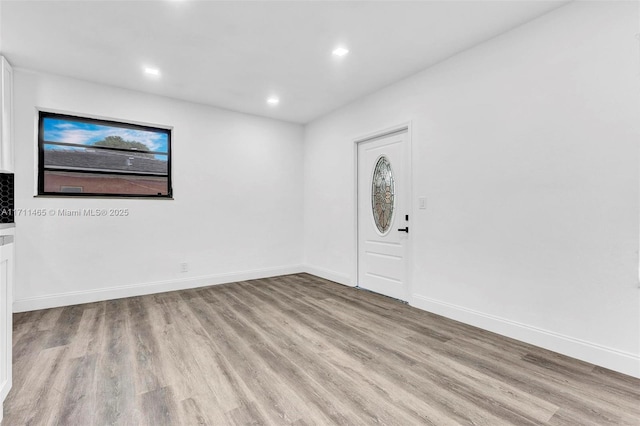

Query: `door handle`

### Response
(397, 227, 409, 233)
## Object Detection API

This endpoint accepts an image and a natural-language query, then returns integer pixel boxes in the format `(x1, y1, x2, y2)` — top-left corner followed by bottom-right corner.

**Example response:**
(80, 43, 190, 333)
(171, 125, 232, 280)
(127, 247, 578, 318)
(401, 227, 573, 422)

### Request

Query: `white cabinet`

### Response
(0, 55, 13, 423)
(0, 57, 13, 172)
(0, 231, 13, 424)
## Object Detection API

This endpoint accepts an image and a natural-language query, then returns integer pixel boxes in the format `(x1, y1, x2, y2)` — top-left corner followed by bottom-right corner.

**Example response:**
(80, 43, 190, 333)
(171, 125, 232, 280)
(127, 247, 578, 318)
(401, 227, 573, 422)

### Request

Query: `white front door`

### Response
(357, 129, 409, 301)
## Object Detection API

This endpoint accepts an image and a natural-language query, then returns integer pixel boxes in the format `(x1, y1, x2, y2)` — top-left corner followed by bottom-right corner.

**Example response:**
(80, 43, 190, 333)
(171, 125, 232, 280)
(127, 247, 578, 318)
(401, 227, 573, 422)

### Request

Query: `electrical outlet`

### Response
(180, 262, 189, 273)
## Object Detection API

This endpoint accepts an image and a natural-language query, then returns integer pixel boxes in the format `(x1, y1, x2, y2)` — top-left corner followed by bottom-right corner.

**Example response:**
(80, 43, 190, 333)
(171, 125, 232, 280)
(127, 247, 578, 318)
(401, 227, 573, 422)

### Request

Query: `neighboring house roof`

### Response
(44, 149, 168, 174)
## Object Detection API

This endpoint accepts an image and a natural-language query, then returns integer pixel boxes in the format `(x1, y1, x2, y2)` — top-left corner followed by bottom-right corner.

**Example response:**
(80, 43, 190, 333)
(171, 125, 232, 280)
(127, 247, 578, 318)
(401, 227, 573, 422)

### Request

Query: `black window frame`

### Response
(37, 111, 173, 198)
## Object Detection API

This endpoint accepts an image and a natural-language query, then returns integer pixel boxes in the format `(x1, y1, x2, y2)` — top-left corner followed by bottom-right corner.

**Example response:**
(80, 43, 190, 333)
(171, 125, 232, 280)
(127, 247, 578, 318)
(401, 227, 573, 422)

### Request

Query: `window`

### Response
(371, 155, 394, 234)
(38, 112, 172, 198)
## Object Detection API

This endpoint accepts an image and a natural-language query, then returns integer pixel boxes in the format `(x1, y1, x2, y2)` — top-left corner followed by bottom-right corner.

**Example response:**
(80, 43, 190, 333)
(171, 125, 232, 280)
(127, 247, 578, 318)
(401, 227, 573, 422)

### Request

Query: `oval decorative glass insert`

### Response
(371, 155, 395, 234)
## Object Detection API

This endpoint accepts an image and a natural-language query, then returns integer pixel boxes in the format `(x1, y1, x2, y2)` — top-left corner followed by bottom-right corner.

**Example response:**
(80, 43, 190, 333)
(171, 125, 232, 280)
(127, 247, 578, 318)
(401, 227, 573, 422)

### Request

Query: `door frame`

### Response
(353, 122, 413, 302)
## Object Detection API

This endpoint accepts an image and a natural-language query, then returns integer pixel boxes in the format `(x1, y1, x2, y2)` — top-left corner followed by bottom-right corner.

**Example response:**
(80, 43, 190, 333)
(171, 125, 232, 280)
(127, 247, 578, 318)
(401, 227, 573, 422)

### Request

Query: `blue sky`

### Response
(43, 117, 169, 153)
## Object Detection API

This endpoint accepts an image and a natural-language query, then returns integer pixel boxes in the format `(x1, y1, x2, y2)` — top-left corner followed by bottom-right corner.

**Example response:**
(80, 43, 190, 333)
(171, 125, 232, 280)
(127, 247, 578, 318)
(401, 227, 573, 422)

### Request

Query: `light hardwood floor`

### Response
(3, 273, 639, 425)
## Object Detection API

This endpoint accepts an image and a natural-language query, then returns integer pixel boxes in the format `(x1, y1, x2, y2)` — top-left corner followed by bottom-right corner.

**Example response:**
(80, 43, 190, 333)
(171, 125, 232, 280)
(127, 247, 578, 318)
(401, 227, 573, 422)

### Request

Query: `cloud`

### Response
(54, 123, 76, 130)
(52, 129, 97, 145)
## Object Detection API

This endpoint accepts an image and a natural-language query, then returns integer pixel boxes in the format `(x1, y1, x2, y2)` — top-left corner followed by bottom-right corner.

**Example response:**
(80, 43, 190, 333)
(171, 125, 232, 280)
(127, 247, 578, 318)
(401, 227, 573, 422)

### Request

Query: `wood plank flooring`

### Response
(3, 273, 639, 425)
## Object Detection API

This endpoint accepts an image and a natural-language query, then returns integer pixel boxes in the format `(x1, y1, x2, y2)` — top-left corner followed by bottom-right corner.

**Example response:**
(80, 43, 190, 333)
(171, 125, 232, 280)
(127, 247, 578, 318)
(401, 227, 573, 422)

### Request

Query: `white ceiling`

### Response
(1, 0, 569, 124)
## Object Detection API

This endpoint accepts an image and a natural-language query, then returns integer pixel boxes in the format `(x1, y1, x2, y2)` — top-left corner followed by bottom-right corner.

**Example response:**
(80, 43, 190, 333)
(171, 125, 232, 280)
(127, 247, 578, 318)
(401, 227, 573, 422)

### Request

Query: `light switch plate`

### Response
(418, 197, 427, 209)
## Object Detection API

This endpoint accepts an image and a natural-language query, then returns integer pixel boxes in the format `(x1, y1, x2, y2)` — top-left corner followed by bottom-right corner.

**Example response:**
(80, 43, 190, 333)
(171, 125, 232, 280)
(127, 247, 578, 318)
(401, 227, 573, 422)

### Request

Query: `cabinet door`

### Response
(0, 57, 13, 173)
(0, 240, 14, 417)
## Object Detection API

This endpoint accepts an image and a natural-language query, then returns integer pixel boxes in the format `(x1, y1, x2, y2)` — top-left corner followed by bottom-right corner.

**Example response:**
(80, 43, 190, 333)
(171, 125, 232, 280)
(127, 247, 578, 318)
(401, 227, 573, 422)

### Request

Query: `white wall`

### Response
(303, 1, 640, 377)
(13, 70, 304, 310)
(0, 0, 3, 55)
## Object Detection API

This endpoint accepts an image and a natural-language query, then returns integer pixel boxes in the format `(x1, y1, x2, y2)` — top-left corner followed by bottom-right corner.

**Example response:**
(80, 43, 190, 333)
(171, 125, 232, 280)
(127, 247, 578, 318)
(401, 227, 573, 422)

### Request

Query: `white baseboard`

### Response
(12, 265, 305, 313)
(303, 264, 352, 287)
(411, 293, 640, 379)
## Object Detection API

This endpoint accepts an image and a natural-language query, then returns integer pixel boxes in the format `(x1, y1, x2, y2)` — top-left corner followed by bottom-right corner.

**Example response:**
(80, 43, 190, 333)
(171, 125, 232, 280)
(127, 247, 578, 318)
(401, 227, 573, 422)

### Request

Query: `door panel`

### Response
(357, 130, 408, 300)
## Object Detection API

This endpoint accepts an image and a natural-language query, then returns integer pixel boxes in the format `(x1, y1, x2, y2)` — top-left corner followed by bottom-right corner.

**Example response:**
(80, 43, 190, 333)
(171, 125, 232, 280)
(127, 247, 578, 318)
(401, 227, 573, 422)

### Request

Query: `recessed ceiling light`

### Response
(144, 67, 160, 77)
(332, 47, 349, 57)
(267, 97, 279, 106)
